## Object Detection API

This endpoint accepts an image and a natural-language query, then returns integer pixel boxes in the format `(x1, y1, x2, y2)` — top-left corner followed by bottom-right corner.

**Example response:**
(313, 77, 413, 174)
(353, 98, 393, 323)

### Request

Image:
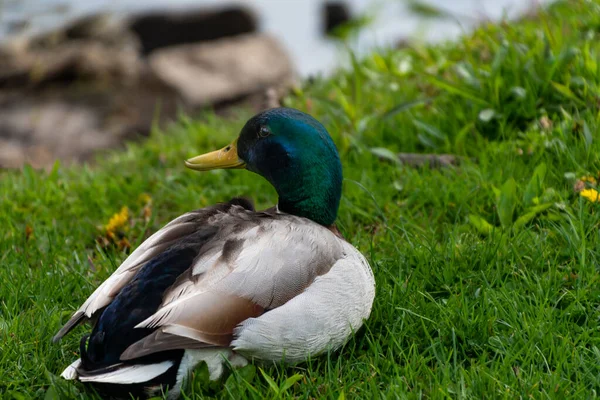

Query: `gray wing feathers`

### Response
(53, 207, 227, 342)
(126, 215, 344, 359)
(137, 216, 343, 330)
(119, 329, 214, 360)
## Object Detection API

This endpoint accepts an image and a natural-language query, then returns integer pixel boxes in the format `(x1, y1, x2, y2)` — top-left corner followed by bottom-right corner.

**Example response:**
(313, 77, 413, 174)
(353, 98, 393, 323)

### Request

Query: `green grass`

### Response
(3, 0, 600, 398)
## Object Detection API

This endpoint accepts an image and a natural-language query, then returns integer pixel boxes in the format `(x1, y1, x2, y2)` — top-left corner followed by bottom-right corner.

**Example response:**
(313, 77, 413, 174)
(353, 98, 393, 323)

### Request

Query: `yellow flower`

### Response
(580, 188, 600, 203)
(581, 176, 597, 184)
(138, 193, 152, 205)
(105, 206, 129, 233)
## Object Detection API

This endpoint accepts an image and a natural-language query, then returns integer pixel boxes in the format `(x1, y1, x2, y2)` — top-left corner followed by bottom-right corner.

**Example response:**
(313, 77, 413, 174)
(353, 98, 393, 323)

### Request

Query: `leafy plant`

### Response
(468, 163, 562, 234)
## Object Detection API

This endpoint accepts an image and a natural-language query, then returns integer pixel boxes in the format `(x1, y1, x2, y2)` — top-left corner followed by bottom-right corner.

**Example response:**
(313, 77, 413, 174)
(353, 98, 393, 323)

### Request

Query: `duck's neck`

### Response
(272, 155, 342, 226)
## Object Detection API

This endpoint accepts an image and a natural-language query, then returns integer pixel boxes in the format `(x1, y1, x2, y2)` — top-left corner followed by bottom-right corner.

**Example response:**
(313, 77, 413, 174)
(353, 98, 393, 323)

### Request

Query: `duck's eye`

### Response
(258, 127, 271, 138)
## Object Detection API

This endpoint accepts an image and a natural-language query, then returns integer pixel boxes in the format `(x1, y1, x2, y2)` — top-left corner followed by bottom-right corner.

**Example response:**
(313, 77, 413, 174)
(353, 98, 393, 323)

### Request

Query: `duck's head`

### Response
(185, 107, 342, 226)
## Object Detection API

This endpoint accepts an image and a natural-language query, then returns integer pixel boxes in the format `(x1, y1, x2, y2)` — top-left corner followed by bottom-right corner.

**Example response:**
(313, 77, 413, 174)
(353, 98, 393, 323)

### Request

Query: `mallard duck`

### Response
(53, 107, 375, 399)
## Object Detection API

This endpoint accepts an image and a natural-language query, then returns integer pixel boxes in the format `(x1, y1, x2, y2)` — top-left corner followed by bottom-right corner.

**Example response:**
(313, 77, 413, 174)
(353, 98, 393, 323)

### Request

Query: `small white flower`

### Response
(398, 57, 413, 75)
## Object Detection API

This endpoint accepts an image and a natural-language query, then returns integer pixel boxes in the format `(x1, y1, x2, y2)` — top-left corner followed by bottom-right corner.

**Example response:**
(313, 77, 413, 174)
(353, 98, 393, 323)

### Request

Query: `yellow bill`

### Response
(185, 139, 246, 171)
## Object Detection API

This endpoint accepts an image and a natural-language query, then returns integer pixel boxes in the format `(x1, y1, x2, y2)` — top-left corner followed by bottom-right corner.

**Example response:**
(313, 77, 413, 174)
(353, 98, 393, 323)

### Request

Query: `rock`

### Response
(129, 8, 256, 55)
(0, 15, 295, 169)
(0, 15, 158, 169)
(64, 14, 130, 43)
(396, 153, 462, 168)
(0, 15, 141, 88)
(0, 42, 141, 89)
(149, 34, 295, 107)
(0, 79, 181, 169)
(0, 99, 109, 169)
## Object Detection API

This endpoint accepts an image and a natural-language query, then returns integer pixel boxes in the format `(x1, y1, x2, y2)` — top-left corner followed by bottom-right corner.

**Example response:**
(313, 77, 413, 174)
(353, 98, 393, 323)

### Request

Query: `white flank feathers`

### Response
(60, 359, 82, 380)
(78, 361, 174, 384)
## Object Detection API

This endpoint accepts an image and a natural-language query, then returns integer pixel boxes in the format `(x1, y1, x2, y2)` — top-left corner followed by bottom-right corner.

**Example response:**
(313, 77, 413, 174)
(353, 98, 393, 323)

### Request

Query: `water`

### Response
(0, 0, 553, 76)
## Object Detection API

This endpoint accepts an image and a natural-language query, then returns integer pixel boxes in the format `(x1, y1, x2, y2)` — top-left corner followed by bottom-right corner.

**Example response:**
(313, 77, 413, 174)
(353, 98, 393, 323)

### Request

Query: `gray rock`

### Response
(0, 15, 294, 169)
(149, 34, 295, 107)
(0, 15, 141, 88)
(0, 100, 111, 169)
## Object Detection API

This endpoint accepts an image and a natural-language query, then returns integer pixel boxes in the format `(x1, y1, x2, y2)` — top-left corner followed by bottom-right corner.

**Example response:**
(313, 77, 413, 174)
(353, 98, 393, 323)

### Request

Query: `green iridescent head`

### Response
(186, 108, 343, 226)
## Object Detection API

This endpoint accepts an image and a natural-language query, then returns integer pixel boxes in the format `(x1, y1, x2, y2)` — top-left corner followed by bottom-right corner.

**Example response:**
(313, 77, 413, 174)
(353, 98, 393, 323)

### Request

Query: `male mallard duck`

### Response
(53, 107, 375, 399)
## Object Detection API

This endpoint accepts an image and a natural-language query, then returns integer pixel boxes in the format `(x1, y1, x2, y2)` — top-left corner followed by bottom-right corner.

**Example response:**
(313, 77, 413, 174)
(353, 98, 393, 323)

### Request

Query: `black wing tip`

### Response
(52, 311, 85, 343)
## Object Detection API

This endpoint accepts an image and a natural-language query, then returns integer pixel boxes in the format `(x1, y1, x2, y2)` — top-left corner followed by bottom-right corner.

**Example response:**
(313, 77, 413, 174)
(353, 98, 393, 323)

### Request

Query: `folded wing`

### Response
(120, 213, 344, 361)
(53, 199, 255, 342)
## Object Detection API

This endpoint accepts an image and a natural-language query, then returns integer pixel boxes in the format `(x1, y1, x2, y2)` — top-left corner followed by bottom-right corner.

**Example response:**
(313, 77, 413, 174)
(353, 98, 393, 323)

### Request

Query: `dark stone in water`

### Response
(129, 7, 257, 55)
